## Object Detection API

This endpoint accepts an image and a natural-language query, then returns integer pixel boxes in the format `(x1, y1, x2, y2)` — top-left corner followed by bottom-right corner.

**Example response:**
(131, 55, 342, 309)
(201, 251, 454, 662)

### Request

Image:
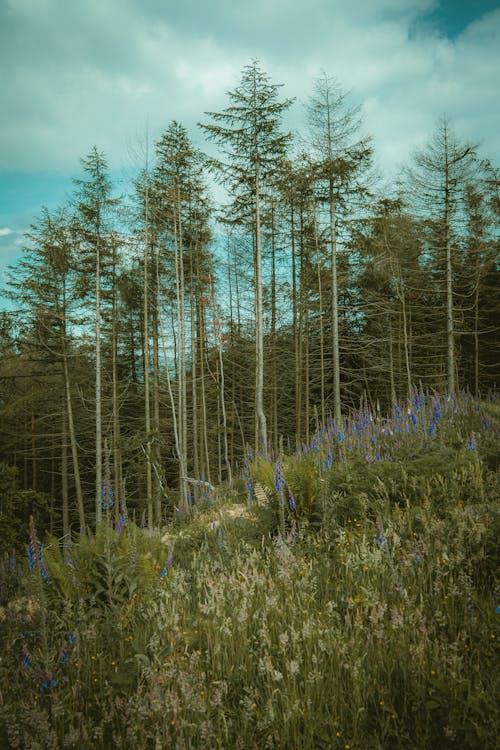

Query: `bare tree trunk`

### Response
(63, 356, 85, 531)
(191, 257, 199, 478)
(61, 406, 69, 540)
(199, 302, 211, 483)
(254, 167, 267, 453)
(474, 276, 480, 397)
(270, 205, 278, 454)
(174, 192, 188, 511)
(329, 177, 342, 426)
(152, 264, 162, 524)
(95, 230, 103, 526)
(315, 215, 326, 427)
(444, 154, 456, 395)
(388, 317, 397, 407)
(142, 171, 153, 529)
(209, 276, 232, 483)
(291, 205, 300, 443)
(111, 237, 123, 525)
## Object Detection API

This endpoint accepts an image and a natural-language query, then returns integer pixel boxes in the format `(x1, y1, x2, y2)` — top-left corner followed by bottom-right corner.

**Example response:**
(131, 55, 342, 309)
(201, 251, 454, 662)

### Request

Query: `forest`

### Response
(1, 62, 498, 535)
(0, 62, 499, 748)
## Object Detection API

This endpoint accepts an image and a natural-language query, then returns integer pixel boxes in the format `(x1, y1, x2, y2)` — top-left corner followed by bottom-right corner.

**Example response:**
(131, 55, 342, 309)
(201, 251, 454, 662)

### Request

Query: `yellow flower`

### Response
(251, 703, 257, 709)
(430, 670, 436, 676)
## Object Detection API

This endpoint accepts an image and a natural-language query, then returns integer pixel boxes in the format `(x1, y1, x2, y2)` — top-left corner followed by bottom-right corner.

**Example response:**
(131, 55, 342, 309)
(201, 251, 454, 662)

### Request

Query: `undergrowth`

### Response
(0, 392, 498, 749)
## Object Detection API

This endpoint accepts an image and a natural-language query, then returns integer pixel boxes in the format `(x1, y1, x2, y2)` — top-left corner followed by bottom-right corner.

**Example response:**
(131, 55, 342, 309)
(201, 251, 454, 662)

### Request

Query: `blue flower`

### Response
(288, 490, 296, 511)
(27, 535, 36, 572)
(274, 461, 285, 492)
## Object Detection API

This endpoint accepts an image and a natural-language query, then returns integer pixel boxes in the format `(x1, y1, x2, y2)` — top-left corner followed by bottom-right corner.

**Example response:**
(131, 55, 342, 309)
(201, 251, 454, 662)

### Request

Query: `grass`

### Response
(0, 391, 498, 748)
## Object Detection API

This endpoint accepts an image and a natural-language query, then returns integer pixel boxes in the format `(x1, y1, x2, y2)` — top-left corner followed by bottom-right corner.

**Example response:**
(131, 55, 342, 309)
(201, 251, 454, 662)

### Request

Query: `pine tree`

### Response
(72, 147, 118, 525)
(306, 73, 373, 426)
(405, 117, 477, 394)
(200, 60, 293, 453)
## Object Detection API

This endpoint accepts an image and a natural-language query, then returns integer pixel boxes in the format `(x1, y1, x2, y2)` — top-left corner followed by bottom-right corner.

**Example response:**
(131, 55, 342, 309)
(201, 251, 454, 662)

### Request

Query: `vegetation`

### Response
(0, 60, 498, 747)
(0, 392, 498, 748)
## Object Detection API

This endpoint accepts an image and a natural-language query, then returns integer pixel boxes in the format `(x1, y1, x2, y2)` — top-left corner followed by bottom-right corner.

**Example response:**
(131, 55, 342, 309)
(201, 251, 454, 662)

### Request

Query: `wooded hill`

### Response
(0, 62, 499, 539)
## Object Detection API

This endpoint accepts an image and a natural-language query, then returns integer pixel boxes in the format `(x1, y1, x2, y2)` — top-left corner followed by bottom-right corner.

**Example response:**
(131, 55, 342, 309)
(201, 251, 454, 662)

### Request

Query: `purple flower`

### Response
(274, 461, 285, 493)
(288, 490, 296, 511)
(27, 535, 36, 572)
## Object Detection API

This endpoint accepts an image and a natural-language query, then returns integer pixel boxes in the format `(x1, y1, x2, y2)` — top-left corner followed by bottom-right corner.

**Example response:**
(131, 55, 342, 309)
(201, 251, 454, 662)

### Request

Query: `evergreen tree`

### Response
(200, 60, 293, 453)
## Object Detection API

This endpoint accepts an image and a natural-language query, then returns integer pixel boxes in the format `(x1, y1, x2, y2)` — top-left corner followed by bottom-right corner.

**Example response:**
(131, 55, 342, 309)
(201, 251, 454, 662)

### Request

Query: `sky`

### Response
(1, 0, 499, 283)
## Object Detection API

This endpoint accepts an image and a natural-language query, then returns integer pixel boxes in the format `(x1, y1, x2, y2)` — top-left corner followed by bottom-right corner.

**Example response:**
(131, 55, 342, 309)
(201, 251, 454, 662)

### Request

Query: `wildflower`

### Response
(37, 543, 50, 585)
(69, 633, 76, 644)
(274, 461, 285, 492)
(468, 433, 476, 451)
(27, 535, 36, 572)
(22, 650, 32, 669)
(428, 420, 436, 437)
(288, 489, 296, 511)
(40, 675, 57, 692)
(414, 550, 421, 564)
(467, 602, 477, 617)
(161, 550, 174, 578)
(60, 647, 68, 663)
(482, 416, 490, 429)
(410, 412, 417, 426)
(376, 525, 386, 549)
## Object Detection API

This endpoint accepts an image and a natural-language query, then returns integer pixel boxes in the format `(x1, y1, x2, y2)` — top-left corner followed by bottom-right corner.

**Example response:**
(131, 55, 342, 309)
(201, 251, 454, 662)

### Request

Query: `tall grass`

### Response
(0, 391, 498, 748)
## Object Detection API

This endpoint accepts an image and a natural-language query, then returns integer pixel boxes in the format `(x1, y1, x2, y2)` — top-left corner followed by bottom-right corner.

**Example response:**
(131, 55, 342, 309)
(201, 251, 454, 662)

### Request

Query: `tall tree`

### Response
(153, 121, 213, 506)
(8, 208, 86, 532)
(306, 73, 373, 426)
(73, 147, 118, 525)
(405, 117, 477, 394)
(200, 60, 293, 453)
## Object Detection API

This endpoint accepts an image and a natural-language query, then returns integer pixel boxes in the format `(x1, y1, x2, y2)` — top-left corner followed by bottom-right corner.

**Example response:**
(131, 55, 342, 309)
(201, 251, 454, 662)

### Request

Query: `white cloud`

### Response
(0, 0, 498, 178)
(0, 228, 14, 237)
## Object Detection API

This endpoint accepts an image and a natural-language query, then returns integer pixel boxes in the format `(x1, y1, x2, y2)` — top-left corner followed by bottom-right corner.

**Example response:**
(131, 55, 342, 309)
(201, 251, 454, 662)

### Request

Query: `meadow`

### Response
(0, 391, 498, 749)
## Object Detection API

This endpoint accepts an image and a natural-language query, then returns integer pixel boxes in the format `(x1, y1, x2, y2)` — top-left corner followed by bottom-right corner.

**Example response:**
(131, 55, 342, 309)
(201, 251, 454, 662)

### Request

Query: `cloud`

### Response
(0, 0, 498, 181)
(0, 228, 14, 237)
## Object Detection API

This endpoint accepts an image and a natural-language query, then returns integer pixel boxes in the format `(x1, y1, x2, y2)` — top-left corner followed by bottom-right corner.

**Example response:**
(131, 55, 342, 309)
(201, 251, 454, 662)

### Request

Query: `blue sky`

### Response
(1, 0, 499, 287)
